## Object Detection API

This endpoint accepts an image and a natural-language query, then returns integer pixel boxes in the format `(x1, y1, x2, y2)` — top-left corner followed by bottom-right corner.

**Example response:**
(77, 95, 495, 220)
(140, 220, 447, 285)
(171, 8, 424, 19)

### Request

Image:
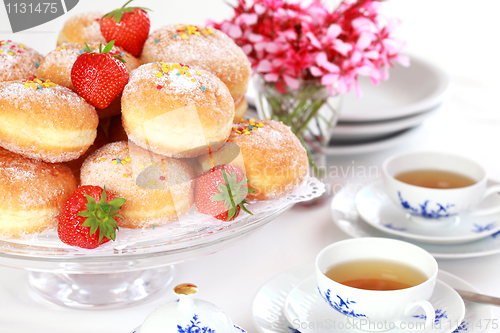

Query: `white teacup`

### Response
(383, 151, 500, 222)
(315, 238, 437, 332)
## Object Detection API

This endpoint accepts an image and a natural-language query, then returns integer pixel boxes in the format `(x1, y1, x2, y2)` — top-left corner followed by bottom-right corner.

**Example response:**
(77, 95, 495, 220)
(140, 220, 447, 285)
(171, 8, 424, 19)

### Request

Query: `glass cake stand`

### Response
(0, 177, 324, 309)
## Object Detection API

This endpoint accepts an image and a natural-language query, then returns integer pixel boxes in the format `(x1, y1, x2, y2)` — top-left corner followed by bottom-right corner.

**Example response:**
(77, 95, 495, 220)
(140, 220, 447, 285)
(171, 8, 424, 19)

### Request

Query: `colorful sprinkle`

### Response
(139, 164, 144, 169)
(159, 176, 165, 181)
(157, 85, 163, 90)
(154, 38, 159, 43)
(100, 157, 106, 161)
(201, 86, 206, 91)
(233, 119, 265, 134)
(123, 173, 129, 178)
(22, 78, 57, 90)
(174, 25, 214, 39)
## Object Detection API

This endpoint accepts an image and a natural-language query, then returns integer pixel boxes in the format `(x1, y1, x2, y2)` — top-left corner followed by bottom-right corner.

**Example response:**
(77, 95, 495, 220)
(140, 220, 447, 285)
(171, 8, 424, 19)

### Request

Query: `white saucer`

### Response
(245, 55, 449, 123)
(331, 185, 500, 259)
(322, 127, 418, 156)
(252, 264, 492, 333)
(284, 277, 464, 333)
(338, 55, 449, 122)
(355, 181, 500, 244)
(330, 107, 439, 143)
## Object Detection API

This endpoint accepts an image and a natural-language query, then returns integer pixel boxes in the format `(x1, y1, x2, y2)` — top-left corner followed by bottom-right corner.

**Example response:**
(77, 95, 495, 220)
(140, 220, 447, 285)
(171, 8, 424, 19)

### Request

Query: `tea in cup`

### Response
(382, 151, 500, 222)
(315, 238, 438, 331)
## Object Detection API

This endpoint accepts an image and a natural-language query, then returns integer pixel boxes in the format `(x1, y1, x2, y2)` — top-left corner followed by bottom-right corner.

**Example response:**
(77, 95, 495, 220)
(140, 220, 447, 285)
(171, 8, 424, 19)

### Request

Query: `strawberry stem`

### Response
(77, 186, 126, 242)
(221, 170, 238, 221)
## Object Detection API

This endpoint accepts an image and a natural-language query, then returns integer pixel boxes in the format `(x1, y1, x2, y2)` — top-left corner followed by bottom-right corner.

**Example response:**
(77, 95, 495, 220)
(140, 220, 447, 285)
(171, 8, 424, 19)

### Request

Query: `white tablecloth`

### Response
(1, 0, 500, 332)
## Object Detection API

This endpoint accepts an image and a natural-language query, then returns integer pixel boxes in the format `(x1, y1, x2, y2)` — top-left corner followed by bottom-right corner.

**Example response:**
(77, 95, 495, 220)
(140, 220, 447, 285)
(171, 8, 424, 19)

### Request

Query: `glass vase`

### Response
(253, 74, 342, 204)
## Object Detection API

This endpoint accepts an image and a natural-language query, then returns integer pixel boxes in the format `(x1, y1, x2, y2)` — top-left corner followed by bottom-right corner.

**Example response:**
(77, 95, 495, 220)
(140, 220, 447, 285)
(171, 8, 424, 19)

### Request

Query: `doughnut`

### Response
(121, 62, 234, 158)
(0, 40, 43, 82)
(198, 120, 308, 200)
(141, 24, 251, 122)
(37, 42, 142, 118)
(0, 80, 98, 163)
(80, 141, 194, 228)
(57, 12, 106, 46)
(0, 147, 77, 238)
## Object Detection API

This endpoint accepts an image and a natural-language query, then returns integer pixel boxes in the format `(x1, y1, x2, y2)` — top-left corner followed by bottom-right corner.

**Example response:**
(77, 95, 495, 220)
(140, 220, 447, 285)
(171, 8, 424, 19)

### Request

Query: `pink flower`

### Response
(209, 0, 407, 96)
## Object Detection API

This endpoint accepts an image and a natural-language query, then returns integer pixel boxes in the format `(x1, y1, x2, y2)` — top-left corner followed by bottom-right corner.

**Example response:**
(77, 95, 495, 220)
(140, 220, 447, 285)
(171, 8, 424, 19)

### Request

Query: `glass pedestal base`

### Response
(28, 265, 175, 309)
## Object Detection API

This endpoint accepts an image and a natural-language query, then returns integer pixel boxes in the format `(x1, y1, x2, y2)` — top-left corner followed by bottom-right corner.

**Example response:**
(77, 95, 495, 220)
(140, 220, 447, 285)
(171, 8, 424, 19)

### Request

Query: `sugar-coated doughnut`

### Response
(0, 80, 98, 163)
(121, 62, 234, 158)
(57, 12, 106, 46)
(198, 120, 308, 200)
(0, 40, 43, 82)
(37, 42, 141, 118)
(141, 24, 251, 122)
(0, 147, 77, 238)
(80, 141, 194, 228)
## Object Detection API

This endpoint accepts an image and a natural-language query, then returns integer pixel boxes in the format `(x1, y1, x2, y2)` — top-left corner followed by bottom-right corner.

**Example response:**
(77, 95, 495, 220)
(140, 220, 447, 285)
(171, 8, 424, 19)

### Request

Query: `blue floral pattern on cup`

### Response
(177, 314, 214, 333)
(318, 287, 367, 318)
(398, 192, 455, 219)
(471, 222, 496, 233)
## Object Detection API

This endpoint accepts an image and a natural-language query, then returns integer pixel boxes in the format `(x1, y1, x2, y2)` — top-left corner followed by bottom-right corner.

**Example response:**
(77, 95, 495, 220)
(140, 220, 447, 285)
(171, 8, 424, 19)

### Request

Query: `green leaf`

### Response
(239, 200, 253, 215)
(211, 192, 226, 202)
(123, 8, 134, 12)
(100, 186, 108, 205)
(108, 198, 126, 207)
(113, 55, 127, 63)
(84, 42, 92, 53)
(77, 210, 92, 217)
(102, 40, 115, 54)
(114, 10, 124, 23)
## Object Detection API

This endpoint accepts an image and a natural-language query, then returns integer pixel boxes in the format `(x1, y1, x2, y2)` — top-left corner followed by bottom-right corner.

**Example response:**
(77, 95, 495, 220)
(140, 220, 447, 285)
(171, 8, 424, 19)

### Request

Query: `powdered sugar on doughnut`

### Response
(0, 81, 98, 163)
(121, 62, 234, 158)
(0, 40, 43, 82)
(141, 24, 251, 101)
(227, 119, 308, 200)
(80, 141, 194, 228)
(58, 12, 106, 45)
(0, 147, 77, 238)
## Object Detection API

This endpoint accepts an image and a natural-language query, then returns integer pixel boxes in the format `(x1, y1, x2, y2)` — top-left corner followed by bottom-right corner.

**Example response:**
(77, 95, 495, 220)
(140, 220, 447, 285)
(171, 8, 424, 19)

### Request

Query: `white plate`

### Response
(355, 181, 500, 244)
(338, 55, 450, 122)
(252, 264, 492, 333)
(331, 185, 500, 259)
(285, 277, 464, 333)
(322, 127, 417, 156)
(245, 55, 450, 123)
(330, 107, 439, 143)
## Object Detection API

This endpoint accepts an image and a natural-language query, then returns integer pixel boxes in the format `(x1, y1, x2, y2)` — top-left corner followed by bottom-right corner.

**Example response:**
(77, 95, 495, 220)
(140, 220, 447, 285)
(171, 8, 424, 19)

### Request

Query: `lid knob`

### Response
(174, 283, 198, 296)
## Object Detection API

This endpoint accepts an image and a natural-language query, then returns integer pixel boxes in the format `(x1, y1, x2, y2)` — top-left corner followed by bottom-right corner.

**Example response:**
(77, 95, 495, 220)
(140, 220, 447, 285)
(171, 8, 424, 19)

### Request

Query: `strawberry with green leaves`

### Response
(100, 0, 151, 57)
(71, 40, 129, 109)
(57, 186, 126, 249)
(195, 165, 254, 221)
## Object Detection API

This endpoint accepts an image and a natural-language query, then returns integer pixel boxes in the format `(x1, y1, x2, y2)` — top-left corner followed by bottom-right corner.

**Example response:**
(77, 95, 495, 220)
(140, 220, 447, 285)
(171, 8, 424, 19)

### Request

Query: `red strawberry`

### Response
(71, 41, 129, 109)
(57, 185, 126, 249)
(195, 165, 254, 221)
(100, 0, 151, 57)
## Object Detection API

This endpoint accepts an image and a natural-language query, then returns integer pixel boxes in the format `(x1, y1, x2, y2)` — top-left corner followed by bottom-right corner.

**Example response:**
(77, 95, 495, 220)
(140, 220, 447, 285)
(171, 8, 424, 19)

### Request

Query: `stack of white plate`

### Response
(246, 55, 450, 156)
